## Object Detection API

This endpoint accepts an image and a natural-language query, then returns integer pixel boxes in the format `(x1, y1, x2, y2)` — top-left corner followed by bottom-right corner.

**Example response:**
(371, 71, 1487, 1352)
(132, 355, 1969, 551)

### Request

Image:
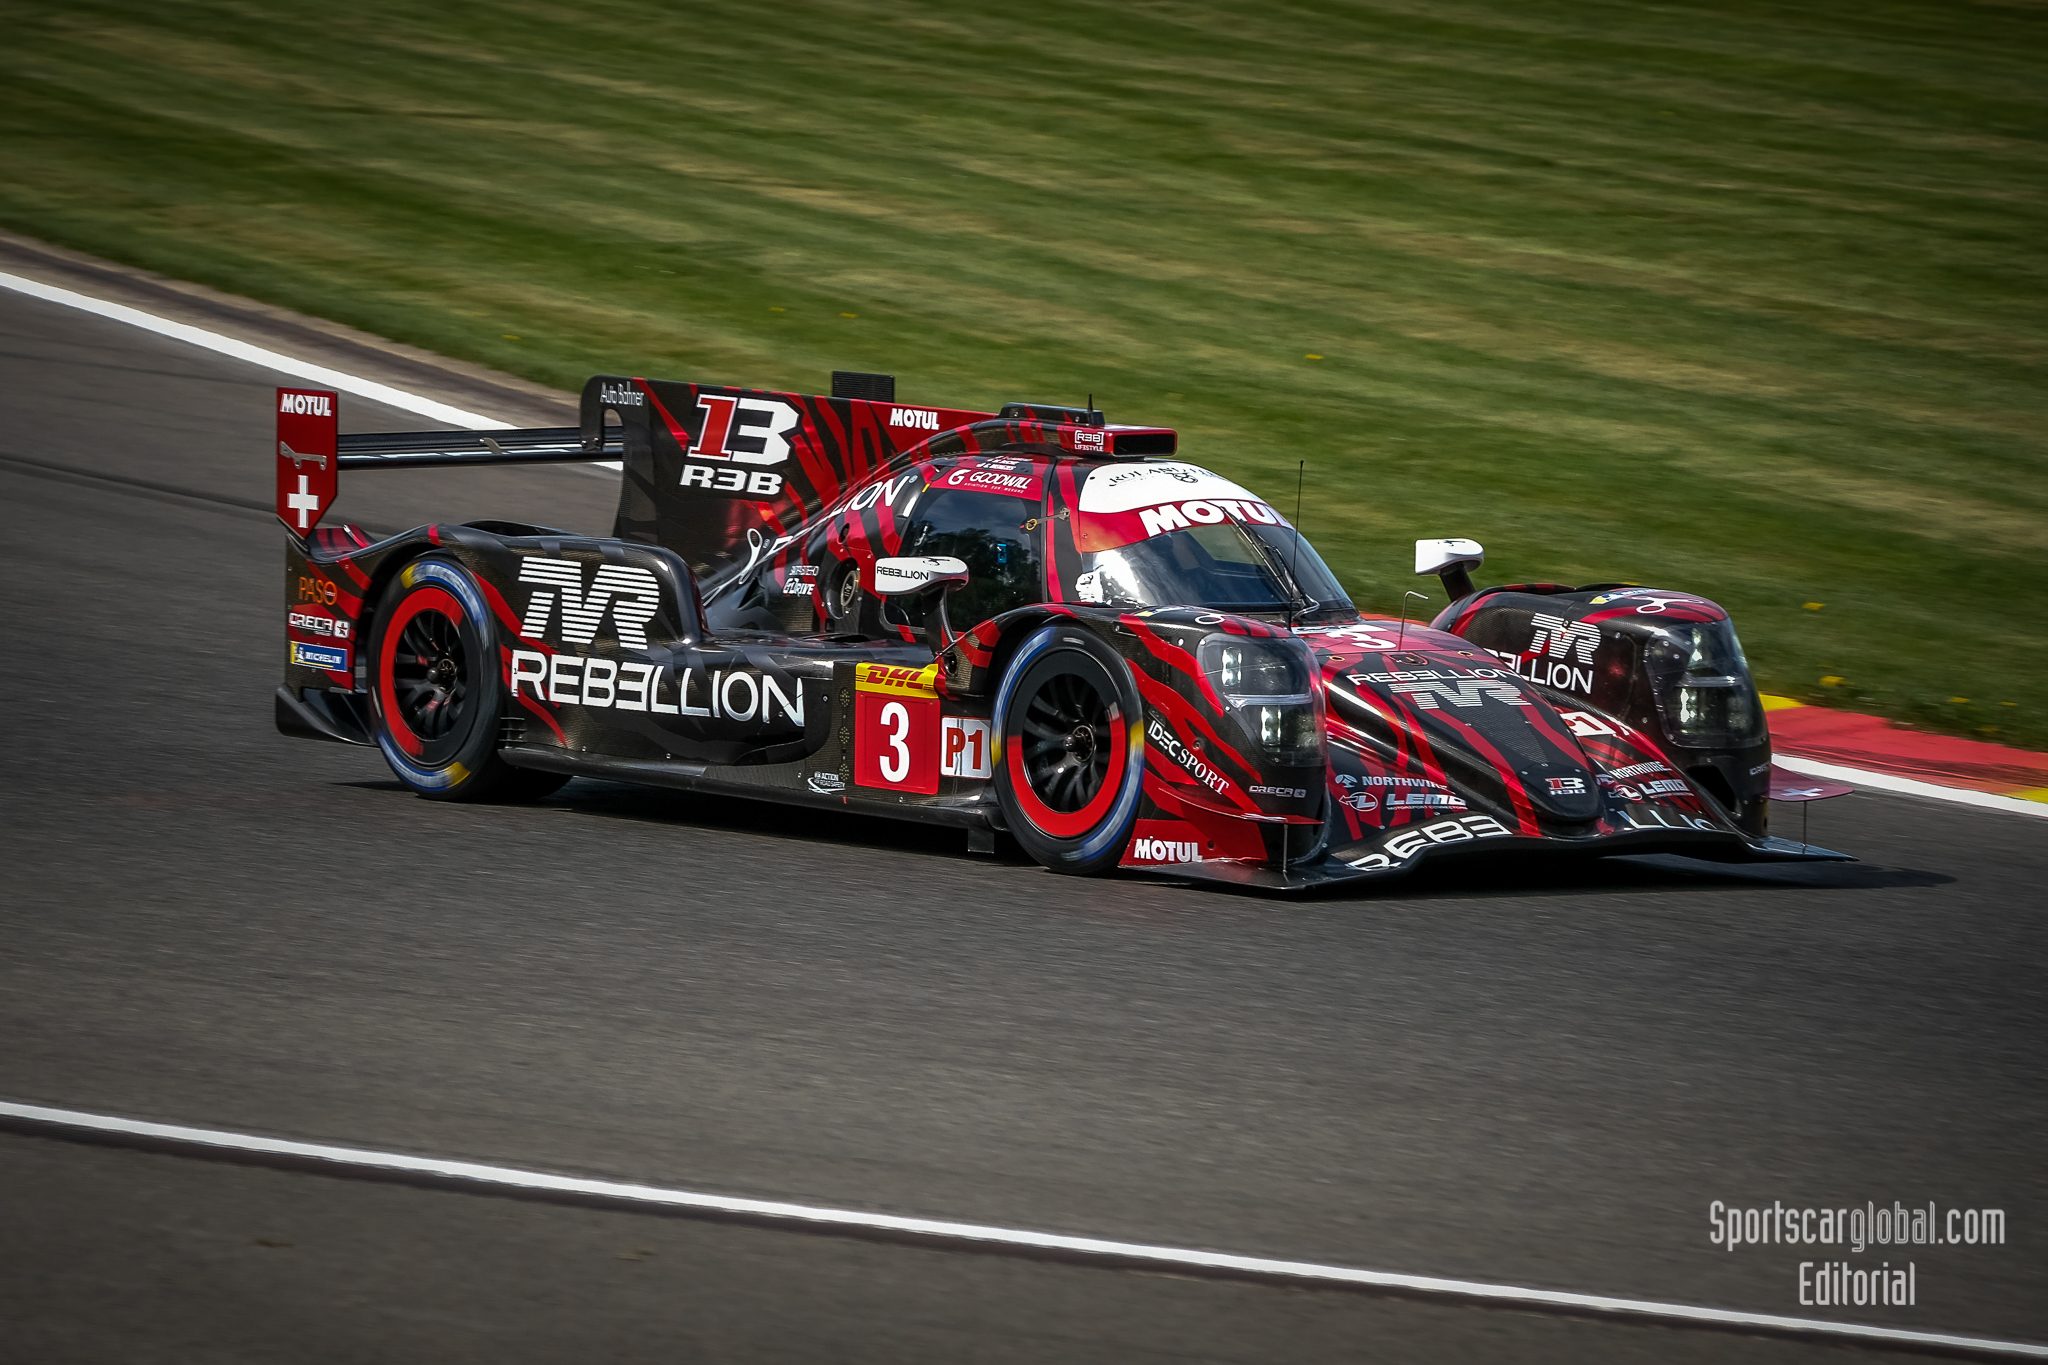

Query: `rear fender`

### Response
(282, 522, 707, 706)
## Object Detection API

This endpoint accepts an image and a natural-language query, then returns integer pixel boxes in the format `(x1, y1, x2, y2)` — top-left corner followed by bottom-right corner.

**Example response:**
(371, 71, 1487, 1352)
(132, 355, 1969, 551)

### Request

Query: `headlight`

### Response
(1641, 621, 1765, 749)
(1198, 636, 1323, 765)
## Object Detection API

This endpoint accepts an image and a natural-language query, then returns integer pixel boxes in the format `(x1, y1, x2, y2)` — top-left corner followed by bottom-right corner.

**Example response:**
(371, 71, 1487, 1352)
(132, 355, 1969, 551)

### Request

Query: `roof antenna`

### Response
(1287, 460, 1307, 629)
(1397, 590, 1430, 649)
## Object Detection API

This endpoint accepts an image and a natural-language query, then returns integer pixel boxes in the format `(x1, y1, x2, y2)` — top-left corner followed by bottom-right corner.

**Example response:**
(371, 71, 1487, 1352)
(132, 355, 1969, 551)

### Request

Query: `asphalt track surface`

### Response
(2, 278, 2046, 1363)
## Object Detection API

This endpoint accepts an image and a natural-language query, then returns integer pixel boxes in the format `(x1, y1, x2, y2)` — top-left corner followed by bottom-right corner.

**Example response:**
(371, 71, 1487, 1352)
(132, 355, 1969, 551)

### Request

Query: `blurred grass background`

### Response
(1, 0, 2043, 743)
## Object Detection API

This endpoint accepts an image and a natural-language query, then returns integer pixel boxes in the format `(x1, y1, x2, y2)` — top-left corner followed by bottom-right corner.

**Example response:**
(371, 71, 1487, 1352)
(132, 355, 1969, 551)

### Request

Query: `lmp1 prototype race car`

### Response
(272, 369, 1848, 889)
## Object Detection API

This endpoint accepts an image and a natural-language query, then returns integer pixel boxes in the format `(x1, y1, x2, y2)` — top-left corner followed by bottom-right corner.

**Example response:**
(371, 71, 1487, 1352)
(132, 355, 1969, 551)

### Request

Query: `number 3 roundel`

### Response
(854, 664, 941, 794)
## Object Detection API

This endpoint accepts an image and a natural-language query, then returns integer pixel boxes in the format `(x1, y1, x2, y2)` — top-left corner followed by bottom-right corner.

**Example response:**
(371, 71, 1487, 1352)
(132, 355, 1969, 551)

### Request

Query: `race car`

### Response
(273, 370, 1849, 889)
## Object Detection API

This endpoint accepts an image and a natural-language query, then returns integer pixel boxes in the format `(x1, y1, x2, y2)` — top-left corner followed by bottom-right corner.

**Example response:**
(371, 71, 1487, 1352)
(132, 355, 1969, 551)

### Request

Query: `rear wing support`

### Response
(336, 427, 621, 470)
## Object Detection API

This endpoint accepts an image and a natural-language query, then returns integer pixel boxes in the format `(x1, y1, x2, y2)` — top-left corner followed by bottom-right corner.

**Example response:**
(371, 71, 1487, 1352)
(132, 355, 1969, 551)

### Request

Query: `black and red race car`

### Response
(274, 370, 1849, 889)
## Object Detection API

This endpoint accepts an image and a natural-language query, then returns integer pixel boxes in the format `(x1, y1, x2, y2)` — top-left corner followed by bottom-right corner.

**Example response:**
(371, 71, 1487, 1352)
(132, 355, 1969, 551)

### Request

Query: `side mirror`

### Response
(872, 555, 969, 596)
(1414, 537, 1483, 601)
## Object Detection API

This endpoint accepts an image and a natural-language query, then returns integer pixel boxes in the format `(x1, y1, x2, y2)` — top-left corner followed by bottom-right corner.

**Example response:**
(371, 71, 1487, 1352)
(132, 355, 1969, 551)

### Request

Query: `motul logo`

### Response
(1131, 837, 1199, 863)
(517, 557, 661, 649)
(889, 407, 941, 430)
(1139, 498, 1280, 538)
(279, 393, 333, 416)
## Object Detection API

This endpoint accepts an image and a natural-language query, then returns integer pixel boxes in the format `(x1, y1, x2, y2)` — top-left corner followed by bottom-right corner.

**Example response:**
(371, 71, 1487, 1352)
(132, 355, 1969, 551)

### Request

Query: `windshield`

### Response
(1076, 521, 1353, 617)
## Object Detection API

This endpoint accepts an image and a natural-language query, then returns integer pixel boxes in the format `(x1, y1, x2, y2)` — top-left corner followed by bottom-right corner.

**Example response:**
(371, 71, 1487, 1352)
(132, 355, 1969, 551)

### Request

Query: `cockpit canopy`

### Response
(704, 455, 1353, 637)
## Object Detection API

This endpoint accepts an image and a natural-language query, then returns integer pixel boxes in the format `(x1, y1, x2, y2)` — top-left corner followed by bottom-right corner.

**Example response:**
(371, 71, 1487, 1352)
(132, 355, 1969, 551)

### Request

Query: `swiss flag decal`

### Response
(275, 387, 339, 536)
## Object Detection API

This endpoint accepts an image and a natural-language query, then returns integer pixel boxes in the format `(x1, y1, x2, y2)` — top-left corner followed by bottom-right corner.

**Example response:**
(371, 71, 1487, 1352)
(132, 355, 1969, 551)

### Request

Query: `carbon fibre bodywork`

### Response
(274, 374, 1848, 890)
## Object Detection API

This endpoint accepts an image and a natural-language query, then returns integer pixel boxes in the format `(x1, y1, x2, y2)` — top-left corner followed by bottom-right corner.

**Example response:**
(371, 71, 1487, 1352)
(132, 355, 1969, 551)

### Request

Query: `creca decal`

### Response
(855, 663, 940, 698)
(509, 652, 803, 724)
(287, 609, 351, 640)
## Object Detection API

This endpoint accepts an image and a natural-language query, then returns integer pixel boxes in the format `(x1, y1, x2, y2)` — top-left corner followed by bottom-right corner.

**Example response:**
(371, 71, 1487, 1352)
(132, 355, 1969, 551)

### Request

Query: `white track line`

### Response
(0, 270, 504, 428)
(1775, 755, 2048, 821)
(0, 269, 626, 473)
(1, 1101, 2041, 1360)
(3, 265, 2041, 816)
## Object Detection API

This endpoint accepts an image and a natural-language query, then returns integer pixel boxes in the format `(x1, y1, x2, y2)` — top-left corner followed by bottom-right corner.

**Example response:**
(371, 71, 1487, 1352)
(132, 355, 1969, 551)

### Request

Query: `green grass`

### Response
(3, 0, 2045, 745)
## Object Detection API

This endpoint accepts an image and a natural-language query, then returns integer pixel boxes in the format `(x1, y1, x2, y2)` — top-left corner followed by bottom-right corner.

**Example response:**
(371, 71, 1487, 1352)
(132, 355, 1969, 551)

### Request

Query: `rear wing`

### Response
(273, 385, 620, 538)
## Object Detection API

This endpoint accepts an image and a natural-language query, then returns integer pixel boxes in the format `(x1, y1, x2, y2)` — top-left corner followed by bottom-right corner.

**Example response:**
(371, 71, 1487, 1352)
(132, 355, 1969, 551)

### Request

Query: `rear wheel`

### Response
(993, 626, 1144, 874)
(368, 556, 566, 803)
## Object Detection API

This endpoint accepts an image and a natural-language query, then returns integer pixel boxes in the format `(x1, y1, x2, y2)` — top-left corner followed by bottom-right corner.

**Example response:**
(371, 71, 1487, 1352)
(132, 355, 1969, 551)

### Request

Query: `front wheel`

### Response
(992, 626, 1145, 875)
(367, 556, 566, 803)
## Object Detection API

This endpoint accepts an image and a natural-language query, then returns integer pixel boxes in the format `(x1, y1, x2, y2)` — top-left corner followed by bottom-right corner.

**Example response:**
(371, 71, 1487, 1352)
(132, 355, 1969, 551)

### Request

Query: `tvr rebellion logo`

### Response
(507, 556, 802, 724)
(1348, 667, 1531, 710)
(1495, 612, 1601, 693)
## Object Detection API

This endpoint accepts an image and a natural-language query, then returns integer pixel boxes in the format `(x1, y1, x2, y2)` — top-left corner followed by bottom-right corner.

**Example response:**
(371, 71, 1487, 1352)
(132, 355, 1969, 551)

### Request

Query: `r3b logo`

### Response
(682, 394, 799, 497)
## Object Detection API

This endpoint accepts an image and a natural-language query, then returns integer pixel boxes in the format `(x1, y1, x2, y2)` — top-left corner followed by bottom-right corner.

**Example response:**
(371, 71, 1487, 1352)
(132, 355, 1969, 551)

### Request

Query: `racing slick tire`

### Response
(993, 625, 1145, 875)
(367, 556, 567, 803)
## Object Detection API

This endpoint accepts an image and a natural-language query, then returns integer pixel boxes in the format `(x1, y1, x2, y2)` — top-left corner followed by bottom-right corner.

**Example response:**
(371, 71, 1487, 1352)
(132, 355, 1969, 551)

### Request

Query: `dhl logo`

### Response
(855, 663, 940, 698)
